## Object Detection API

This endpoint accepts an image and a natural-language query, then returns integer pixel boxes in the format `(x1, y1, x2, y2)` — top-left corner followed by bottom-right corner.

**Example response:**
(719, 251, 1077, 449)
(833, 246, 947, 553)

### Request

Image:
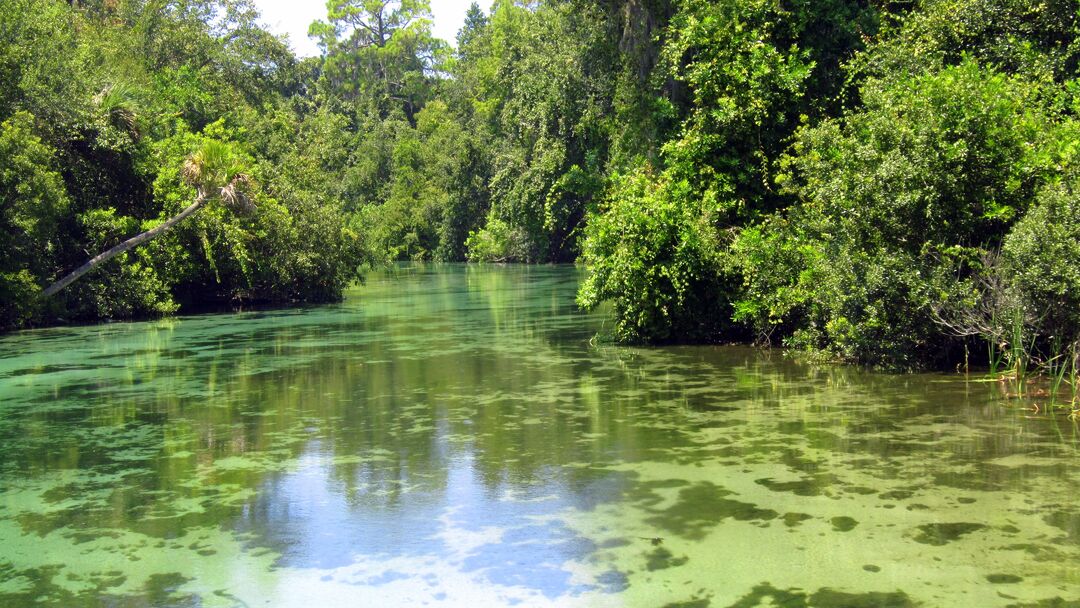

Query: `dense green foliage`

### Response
(4, 0, 1080, 372)
(0, 0, 372, 329)
(576, 0, 1080, 370)
(733, 60, 1053, 366)
(579, 0, 878, 343)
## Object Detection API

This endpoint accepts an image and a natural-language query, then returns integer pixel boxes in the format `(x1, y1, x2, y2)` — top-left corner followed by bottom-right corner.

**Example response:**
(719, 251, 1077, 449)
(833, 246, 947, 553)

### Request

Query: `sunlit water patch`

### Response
(0, 264, 1078, 607)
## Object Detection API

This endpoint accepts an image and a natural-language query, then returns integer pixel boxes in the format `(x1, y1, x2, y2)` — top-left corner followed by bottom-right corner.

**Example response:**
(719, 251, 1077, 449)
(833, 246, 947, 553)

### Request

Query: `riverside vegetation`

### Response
(3, 0, 1080, 388)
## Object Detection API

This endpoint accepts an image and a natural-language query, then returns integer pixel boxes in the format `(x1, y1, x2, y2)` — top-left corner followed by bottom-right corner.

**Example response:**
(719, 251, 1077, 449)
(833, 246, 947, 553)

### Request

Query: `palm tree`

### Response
(42, 140, 255, 298)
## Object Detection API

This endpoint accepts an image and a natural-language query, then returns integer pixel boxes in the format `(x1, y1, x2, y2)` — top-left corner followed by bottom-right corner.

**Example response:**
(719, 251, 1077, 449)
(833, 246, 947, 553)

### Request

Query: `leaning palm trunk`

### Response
(42, 190, 208, 298)
(42, 140, 253, 299)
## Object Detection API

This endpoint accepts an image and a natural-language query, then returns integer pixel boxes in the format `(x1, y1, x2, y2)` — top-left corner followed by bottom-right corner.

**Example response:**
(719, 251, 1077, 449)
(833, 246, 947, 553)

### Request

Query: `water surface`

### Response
(1, 264, 1078, 607)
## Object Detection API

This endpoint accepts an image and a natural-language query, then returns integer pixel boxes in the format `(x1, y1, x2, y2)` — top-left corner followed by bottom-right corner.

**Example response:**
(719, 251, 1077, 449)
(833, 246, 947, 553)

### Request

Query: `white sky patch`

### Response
(252, 0, 477, 58)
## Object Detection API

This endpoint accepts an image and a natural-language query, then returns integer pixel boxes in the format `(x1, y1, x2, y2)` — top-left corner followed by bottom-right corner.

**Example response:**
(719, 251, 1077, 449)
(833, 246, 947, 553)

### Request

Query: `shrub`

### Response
(577, 169, 731, 342)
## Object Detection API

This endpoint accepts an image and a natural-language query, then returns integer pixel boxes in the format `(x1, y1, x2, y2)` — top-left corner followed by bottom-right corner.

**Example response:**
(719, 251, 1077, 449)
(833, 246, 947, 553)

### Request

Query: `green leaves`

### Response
(785, 59, 1047, 251)
(458, 0, 615, 263)
(855, 0, 1080, 84)
(0, 112, 69, 250)
(0, 111, 70, 325)
(315, 0, 445, 118)
(0, 1, 371, 330)
(578, 168, 729, 342)
(1004, 176, 1080, 341)
(578, 0, 1080, 368)
(577, 0, 876, 346)
(734, 56, 1077, 367)
(182, 139, 241, 191)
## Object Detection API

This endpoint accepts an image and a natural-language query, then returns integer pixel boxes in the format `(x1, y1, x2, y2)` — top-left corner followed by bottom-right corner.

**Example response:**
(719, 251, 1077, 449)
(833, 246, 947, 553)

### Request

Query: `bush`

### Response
(577, 169, 731, 343)
(0, 112, 69, 328)
(465, 215, 531, 263)
(732, 60, 1051, 368)
(1004, 176, 1080, 346)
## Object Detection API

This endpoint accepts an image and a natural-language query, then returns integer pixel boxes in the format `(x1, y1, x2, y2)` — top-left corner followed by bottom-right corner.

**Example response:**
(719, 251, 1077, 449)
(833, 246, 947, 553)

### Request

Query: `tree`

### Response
(43, 140, 254, 297)
(310, 0, 445, 119)
(0, 0, 374, 331)
(462, 0, 614, 262)
(732, 60, 1051, 368)
(456, 2, 487, 51)
(0, 112, 70, 326)
(577, 0, 876, 342)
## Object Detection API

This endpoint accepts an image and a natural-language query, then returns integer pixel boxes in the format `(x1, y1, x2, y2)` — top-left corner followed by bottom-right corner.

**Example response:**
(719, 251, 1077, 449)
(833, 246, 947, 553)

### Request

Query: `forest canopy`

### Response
(3, 0, 1080, 372)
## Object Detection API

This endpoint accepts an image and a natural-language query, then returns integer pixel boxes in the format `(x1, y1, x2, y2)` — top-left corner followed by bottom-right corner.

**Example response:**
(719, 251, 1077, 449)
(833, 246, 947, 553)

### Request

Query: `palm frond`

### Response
(182, 140, 234, 189)
(220, 173, 256, 214)
(95, 83, 141, 139)
(181, 156, 202, 187)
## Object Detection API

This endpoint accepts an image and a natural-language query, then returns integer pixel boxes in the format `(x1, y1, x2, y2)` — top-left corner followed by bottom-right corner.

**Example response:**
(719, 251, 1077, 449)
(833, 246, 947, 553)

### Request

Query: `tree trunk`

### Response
(43, 192, 208, 298)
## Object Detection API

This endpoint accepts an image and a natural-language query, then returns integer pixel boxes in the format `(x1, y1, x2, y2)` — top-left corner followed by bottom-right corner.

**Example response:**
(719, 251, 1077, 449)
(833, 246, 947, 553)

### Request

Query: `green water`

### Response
(1, 264, 1078, 607)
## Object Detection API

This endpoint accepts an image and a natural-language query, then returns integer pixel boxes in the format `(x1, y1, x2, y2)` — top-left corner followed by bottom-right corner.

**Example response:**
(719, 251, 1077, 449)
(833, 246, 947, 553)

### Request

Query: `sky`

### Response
(252, 0, 476, 58)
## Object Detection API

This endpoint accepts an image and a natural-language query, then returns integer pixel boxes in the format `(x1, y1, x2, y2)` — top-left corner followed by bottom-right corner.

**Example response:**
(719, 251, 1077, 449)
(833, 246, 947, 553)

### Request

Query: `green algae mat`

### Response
(0, 264, 1078, 607)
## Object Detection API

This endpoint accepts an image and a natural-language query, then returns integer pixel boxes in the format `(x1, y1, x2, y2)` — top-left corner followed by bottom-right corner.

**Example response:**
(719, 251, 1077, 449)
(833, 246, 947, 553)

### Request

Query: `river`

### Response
(0, 264, 1078, 606)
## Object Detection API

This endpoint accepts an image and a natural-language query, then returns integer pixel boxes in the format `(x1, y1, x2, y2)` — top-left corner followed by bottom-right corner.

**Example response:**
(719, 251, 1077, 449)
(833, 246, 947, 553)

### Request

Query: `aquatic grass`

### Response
(1064, 341, 1080, 418)
(986, 305, 1006, 378)
(1043, 337, 1072, 409)
(997, 309, 1036, 398)
(930, 257, 1080, 418)
(966, 303, 1080, 418)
